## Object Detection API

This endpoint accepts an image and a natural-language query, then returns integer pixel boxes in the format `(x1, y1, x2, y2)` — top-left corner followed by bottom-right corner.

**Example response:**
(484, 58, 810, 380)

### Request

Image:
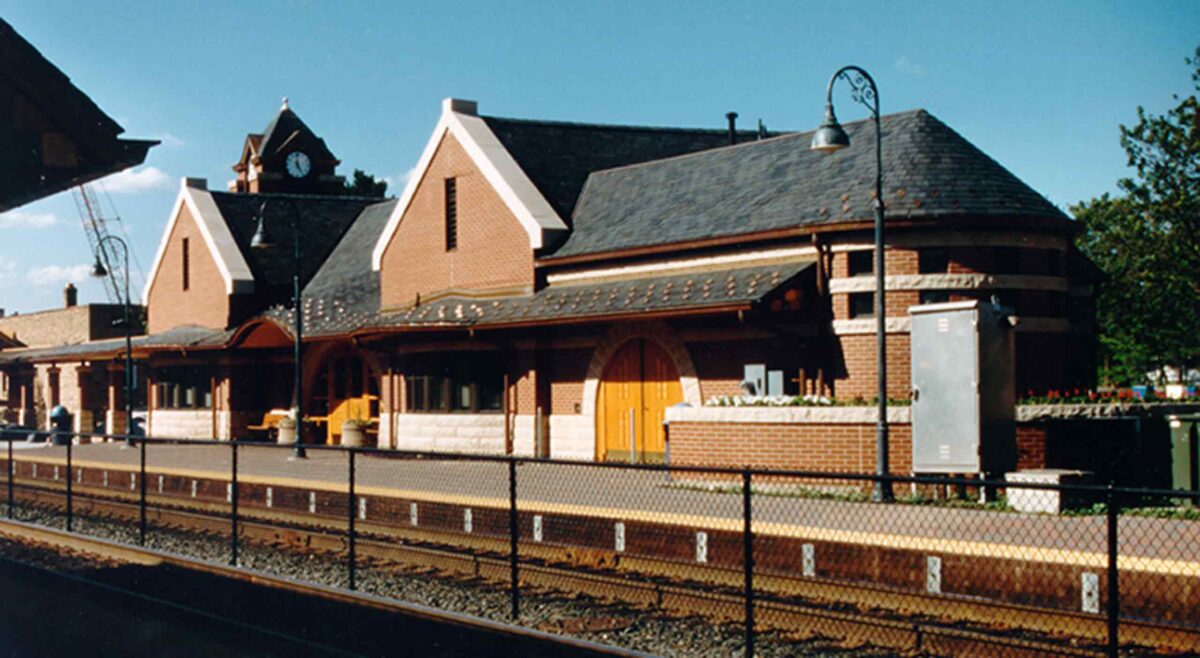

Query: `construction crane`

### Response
(71, 183, 145, 304)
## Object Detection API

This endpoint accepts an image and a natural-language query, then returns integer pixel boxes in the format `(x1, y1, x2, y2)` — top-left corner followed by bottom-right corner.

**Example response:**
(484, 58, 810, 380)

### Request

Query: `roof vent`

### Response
(443, 98, 478, 116)
(726, 112, 738, 145)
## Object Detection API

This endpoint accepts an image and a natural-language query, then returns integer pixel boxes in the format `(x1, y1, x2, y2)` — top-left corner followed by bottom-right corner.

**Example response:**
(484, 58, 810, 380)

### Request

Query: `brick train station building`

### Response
(0, 98, 1099, 470)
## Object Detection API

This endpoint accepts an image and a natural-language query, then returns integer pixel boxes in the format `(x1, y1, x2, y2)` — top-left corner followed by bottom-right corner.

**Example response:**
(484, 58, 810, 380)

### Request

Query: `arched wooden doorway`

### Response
(311, 352, 380, 445)
(596, 338, 682, 463)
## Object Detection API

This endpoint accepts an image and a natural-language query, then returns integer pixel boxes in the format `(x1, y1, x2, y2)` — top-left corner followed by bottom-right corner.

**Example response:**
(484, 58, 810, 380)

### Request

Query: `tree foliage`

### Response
(1074, 47, 1200, 385)
(343, 169, 388, 198)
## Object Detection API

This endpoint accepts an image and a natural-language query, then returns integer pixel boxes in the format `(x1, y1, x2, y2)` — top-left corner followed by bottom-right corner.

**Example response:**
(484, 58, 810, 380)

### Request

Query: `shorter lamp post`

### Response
(811, 65, 893, 502)
(90, 236, 135, 448)
(250, 202, 307, 460)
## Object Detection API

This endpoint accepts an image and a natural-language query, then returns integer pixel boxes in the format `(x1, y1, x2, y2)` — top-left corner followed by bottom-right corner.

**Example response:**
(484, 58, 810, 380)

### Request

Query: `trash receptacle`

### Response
(49, 405, 72, 446)
(1168, 414, 1200, 506)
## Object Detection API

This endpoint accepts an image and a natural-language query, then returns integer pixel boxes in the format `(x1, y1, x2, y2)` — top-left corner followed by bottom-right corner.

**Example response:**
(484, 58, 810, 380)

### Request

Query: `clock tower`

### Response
(230, 98, 345, 194)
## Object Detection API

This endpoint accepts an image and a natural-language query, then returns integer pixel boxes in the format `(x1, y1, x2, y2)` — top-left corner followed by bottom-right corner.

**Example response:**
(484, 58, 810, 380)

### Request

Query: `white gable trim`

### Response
(142, 179, 255, 301)
(371, 98, 569, 271)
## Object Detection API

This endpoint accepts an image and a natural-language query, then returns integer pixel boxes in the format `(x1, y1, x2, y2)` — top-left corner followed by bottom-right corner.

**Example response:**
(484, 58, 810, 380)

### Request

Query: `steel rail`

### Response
(8, 480, 1195, 656)
(0, 516, 653, 658)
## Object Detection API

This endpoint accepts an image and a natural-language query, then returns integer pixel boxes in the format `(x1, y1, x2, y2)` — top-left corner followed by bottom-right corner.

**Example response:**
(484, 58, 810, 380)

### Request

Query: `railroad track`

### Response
(0, 516, 650, 658)
(8, 478, 1198, 657)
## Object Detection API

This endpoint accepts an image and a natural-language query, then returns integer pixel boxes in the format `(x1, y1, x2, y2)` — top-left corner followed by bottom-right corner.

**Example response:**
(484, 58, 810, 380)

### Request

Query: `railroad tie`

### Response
(926, 556, 942, 594)
(1081, 572, 1100, 613)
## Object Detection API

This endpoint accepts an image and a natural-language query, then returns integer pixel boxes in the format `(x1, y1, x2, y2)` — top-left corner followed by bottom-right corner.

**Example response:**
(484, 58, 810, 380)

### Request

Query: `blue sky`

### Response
(0, 1, 1197, 313)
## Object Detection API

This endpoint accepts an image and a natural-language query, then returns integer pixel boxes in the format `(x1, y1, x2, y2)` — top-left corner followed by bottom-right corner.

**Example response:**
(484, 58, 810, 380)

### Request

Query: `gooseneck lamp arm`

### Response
(91, 235, 135, 448)
(813, 66, 892, 502)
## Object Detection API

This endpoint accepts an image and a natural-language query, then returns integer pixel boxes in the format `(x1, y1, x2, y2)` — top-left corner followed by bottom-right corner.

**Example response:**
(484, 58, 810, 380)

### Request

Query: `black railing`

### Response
(1, 427, 1197, 658)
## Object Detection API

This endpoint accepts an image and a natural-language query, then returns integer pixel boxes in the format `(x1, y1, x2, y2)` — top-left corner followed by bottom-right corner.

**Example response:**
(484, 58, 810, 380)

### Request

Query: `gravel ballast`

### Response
(3, 504, 898, 657)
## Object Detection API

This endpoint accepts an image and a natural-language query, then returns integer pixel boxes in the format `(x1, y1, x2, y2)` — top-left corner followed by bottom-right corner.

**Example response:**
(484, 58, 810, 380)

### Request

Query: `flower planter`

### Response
(341, 421, 367, 447)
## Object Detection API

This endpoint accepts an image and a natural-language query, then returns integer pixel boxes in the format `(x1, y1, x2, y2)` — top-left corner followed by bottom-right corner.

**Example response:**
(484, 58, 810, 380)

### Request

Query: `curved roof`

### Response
(551, 109, 1068, 259)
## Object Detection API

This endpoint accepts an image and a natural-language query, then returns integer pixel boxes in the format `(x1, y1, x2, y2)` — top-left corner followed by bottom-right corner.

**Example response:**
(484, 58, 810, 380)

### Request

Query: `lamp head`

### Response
(810, 104, 850, 153)
(249, 202, 275, 249)
(90, 257, 108, 278)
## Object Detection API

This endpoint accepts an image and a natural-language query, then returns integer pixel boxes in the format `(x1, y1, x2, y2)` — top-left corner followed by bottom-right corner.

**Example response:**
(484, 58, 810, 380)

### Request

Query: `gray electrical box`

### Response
(910, 300, 1016, 475)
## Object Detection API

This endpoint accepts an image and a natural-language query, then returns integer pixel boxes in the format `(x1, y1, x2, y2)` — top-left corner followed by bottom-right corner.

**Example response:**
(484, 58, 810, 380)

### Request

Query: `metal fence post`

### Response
(230, 441, 238, 566)
(139, 438, 147, 546)
(65, 438, 73, 532)
(743, 469, 754, 658)
(7, 436, 13, 519)
(347, 448, 357, 591)
(508, 457, 519, 620)
(1106, 484, 1120, 658)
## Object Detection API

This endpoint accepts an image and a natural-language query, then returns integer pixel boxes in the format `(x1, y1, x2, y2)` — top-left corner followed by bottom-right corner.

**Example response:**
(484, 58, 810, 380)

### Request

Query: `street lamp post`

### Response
(90, 236, 135, 448)
(250, 202, 307, 460)
(811, 66, 893, 502)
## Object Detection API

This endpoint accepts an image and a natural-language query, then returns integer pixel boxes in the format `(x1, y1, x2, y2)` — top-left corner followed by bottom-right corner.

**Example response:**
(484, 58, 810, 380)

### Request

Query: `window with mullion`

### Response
(405, 356, 502, 414)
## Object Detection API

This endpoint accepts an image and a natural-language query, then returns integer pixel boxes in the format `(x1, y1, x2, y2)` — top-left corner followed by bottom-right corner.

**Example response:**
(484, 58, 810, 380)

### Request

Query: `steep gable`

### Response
(379, 131, 537, 309)
(145, 188, 237, 333)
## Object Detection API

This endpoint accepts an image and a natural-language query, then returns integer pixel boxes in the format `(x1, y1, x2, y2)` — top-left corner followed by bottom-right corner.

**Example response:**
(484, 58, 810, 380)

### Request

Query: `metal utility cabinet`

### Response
(1168, 414, 1200, 504)
(910, 300, 1017, 475)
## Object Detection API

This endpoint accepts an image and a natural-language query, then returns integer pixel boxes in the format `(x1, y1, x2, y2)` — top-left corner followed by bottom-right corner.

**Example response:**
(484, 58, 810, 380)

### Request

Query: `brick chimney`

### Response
(63, 283, 77, 308)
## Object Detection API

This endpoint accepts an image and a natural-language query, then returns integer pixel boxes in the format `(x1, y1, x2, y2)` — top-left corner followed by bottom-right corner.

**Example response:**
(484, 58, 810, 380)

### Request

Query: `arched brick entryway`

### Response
(582, 322, 701, 461)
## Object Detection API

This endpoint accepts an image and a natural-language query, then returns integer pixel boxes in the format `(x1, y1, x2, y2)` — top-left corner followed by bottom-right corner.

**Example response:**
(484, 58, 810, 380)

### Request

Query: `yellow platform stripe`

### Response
(12, 454, 1197, 577)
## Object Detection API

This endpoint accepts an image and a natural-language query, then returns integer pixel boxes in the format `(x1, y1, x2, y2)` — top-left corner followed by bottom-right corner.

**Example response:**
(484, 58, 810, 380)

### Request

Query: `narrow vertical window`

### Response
(182, 237, 190, 291)
(444, 177, 458, 251)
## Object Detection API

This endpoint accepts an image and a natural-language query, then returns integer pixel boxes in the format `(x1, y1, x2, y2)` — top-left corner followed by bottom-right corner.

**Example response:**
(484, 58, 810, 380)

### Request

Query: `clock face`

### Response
(285, 151, 311, 178)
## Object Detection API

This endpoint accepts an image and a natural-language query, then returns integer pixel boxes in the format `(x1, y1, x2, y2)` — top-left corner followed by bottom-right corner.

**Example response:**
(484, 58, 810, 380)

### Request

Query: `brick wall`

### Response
(669, 420, 913, 474)
(1016, 424, 1047, 470)
(549, 347, 589, 415)
(147, 202, 233, 333)
(379, 133, 535, 308)
(0, 304, 142, 348)
(830, 333, 912, 400)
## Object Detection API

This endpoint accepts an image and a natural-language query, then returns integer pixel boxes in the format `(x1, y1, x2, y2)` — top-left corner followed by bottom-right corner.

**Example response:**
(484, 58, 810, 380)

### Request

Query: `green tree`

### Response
(343, 169, 388, 198)
(1074, 47, 1200, 385)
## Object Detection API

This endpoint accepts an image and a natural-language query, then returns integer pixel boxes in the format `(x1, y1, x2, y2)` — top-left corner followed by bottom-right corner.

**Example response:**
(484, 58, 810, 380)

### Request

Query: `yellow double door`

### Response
(597, 339, 682, 463)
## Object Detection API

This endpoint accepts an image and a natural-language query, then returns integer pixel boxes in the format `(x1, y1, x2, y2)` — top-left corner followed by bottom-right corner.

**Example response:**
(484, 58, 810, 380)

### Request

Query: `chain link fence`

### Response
(1, 427, 1197, 657)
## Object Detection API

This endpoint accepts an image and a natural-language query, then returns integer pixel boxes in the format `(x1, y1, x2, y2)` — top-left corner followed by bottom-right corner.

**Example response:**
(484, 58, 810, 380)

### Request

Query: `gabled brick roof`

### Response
(208, 191, 380, 306)
(261, 198, 397, 336)
(551, 109, 1068, 259)
(482, 116, 770, 225)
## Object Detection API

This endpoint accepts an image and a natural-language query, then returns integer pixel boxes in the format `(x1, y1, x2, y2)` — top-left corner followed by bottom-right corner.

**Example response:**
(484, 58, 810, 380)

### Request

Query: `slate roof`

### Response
(368, 261, 813, 331)
(551, 109, 1068, 259)
(208, 191, 380, 305)
(482, 116, 772, 225)
(0, 325, 230, 364)
(261, 198, 397, 337)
